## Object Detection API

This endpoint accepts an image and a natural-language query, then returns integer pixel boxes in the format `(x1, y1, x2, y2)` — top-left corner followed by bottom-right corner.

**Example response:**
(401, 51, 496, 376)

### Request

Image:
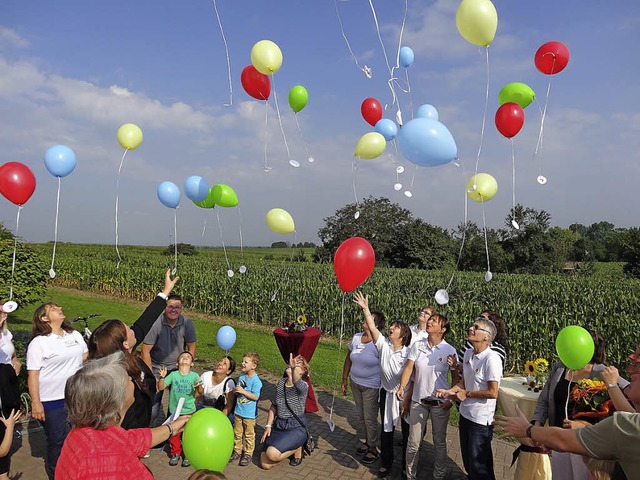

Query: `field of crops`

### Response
(36, 243, 640, 373)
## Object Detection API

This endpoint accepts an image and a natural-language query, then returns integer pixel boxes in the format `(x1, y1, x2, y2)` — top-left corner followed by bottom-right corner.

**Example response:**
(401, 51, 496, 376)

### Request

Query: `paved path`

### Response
(10, 373, 517, 479)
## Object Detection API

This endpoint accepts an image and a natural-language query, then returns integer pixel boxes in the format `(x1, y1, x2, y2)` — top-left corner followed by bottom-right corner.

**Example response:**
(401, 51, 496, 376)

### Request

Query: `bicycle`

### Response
(71, 313, 101, 343)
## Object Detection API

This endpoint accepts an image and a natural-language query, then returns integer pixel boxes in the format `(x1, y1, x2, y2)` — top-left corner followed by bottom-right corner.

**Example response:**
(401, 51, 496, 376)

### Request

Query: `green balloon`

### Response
(555, 326, 595, 370)
(212, 184, 239, 208)
(498, 82, 535, 109)
(193, 187, 216, 209)
(183, 408, 234, 471)
(288, 85, 309, 113)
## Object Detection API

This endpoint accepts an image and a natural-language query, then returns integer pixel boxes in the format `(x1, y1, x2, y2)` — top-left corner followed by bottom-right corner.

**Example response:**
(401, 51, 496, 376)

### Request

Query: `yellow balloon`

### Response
(456, 0, 498, 47)
(251, 40, 283, 76)
(117, 123, 143, 150)
(467, 173, 498, 202)
(266, 208, 295, 234)
(354, 132, 386, 160)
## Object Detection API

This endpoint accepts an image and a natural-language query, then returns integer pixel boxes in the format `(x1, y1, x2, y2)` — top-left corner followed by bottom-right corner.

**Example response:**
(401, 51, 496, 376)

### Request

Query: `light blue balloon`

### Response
(157, 181, 181, 208)
(399, 46, 414, 68)
(216, 325, 236, 351)
(374, 118, 398, 141)
(184, 176, 209, 202)
(397, 117, 457, 167)
(416, 104, 439, 121)
(44, 145, 77, 178)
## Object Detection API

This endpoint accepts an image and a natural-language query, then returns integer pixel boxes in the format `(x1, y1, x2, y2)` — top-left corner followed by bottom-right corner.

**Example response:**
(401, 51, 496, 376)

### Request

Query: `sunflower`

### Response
(296, 314, 307, 326)
(525, 361, 537, 375)
(534, 358, 549, 372)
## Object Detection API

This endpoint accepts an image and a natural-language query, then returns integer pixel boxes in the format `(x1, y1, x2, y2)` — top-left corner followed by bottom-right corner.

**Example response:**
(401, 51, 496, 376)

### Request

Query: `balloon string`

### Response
(270, 231, 297, 302)
(173, 208, 178, 275)
(263, 100, 271, 171)
(212, 0, 232, 107)
(533, 80, 552, 175)
(385, 0, 408, 116)
(270, 75, 294, 167)
(201, 212, 208, 238)
(237, 206, 245, 263)
(294, 114, 313, 162)
(474, 47, 491, 175)
(9, 206, 21, 301)
(328, 292, 347, 425)
(405, 69, 414, 119)
(215, 208, 233, 276)
(565, 369, 574, 420)
(511, 138, 516, 211)
(351, 160, 359, 207)
(481, 201, 491, 274)
(115, 149, 128, 268)
(447, 189, 469, 291)
(50, 177, 61, 275)
(333, 0, 372, 78)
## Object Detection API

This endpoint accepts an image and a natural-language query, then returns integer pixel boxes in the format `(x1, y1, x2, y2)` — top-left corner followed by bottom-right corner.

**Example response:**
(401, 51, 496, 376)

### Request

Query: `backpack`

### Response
(212, 376, 236, 411)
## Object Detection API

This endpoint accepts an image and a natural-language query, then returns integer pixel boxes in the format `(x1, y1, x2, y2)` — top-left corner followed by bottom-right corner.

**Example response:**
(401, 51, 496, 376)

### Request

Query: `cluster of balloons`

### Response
(266, 208, 295, 234)
(194, 183, 239, 209)
(333, 237, 375, 293)
(157, 177, 241, 211)
(0, 162, 36, 206)
(216, 325, 237, 351)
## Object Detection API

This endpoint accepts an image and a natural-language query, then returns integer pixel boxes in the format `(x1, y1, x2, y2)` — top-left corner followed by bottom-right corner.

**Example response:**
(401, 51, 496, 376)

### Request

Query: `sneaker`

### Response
(239, 453, 251, 467)
(169, 454, 180, 466)
(356, 443, 369, 455)
(361, 451, 379, 464)
(289, 456, 302, 467)
(228, 451, 241, 463)
(181, 457, 190, 467)
(143, 450, 150, 459)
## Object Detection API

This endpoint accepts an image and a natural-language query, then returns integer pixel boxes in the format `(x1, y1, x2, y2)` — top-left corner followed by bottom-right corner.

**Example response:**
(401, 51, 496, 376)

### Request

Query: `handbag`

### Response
(283, 383, 314, 456)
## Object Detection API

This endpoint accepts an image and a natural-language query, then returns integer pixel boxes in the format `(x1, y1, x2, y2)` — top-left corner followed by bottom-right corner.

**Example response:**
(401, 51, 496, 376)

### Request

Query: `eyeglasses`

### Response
(167, 305, 183, 311)
(471, 324, 491, 334)
(419, 311, 432, 317)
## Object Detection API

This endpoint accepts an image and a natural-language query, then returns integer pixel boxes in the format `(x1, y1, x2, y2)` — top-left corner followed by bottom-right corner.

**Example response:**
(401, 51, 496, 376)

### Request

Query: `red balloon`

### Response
(361, 97, 383, 127)
(0, 162, 36, 206)
(240, 65, 271, 100)
(334, 237, 375, 293)
(495, 102, 525, 138)
(534, 41, 570, 75)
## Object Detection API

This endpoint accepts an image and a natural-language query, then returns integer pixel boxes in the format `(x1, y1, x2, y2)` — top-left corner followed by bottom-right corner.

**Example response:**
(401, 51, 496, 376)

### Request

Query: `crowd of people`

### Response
(0, 272, 639, 479)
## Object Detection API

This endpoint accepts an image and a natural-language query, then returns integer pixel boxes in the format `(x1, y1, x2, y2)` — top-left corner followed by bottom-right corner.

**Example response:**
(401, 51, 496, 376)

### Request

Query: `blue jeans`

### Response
(458, 414, 495, 480)
(42, 401, 69, 478)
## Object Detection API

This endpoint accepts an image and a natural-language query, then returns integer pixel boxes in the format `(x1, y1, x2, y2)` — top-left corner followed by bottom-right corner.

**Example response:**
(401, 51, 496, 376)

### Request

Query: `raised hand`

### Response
(162, 269, 180, 296)
(353, 291, 369, 310)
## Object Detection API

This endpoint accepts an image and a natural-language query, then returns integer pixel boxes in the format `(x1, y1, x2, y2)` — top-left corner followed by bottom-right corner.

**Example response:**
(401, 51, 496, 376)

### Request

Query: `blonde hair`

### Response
(244, 352, 261, 367)
(187, 470, 227, 480)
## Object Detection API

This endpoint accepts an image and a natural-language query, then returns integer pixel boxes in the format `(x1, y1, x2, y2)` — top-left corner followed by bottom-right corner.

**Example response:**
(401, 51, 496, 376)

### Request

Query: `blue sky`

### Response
(1, 1, 639, 247)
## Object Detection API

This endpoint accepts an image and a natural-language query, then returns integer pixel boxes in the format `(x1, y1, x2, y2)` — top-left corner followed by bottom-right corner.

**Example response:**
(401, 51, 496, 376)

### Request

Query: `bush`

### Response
(0, 239, 47, 306)
(162, 243, 198, 256)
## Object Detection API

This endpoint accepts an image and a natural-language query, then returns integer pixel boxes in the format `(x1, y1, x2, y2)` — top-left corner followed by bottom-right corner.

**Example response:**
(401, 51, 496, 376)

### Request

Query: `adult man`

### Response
(436, 317, 502, 480)
(397, 312, 457, 480)
(141, 294, 196, 426)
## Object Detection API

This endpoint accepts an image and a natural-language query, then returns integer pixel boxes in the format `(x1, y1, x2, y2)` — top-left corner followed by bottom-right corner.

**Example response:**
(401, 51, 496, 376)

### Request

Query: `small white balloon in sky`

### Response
(435, 289, 449, 305)
(404, 191, 412, 198)
(396, 165, 404, 174)
(537, 175, 547, 185)
(511, 220, 520, 230)
(354, 211, 360, 219)
(289, 160, 300, 168)
(308, 156, 315, 163)
(394, 183, 402, 191)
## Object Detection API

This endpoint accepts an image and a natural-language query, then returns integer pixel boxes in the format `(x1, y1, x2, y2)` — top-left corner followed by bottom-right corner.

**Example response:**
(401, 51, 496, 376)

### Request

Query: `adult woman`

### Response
(87, 270, 179, 430)
(27, 302, 88, 478)
(199, 356, 236, 417)
(457, 310, 508, 368)
(260, 353, 310, 470)
(354, 292, 411, 478)
(341, 305, 384, 464)
(409, 305, 437, 347)
(531, 330, 628, 479)
(0, 303, 21, 480)
(0, 304, 21, 377)
(55, 352, 189, 479)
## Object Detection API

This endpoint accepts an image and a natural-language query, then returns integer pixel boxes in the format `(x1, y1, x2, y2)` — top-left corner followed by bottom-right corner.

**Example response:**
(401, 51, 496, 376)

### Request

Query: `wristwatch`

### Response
(607, 383, 617, 389)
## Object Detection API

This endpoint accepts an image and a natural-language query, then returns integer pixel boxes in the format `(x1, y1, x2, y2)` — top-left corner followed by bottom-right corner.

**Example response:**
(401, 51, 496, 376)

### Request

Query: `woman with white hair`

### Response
(55, 352, 189, 480)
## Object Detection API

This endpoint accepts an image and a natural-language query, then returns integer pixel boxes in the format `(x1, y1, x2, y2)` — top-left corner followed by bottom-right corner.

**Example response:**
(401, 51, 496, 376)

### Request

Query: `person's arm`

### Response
(140, 343, 153, 371)
(186, 342, 196, 359)
(0, 409, 22, 457)
(260, 406, 277, 443)
(150, 415, 190, 447)
(353, 292, 380, 343)
(157, 367, 168, 391)
(341, 351, 352, 396)
(601, 366, 635, 413)
(495, 405, 587, 454)
(27, 370, 45, 422)
(532, 364, 558, 425)
(194, 374, 204, 396)
(235, 377, 260, 402)
(10, 352, 21, 376)
(456, 380, 499, 401)
(396, 359, 415, 401)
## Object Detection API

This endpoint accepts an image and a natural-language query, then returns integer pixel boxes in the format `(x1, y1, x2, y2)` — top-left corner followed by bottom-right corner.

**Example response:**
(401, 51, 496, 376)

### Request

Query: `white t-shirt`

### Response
(0, 330, 15, 364)
(407, 338, 457, 402)
(374, 335, 409, 392)
(200, 372, 235, 405)
(26, 330, 87, 402)
(459, 346, 502, 425)
(409, 324, 429, 347)
(349, 333, 381, 389)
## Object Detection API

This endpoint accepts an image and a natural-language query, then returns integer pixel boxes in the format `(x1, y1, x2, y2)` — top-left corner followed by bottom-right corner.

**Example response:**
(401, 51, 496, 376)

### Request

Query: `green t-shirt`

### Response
(164, 370, 201, 414)
(577, 412, 640, 478)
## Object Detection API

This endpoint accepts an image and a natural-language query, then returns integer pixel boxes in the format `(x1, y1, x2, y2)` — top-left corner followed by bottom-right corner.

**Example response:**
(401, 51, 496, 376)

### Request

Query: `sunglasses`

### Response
(471, 324, 491, 334)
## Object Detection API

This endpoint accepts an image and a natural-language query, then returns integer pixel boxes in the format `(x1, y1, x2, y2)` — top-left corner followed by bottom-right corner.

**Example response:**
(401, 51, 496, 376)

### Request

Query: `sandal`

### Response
(362, 451, 379, 464)
(356, 443, 369, 455)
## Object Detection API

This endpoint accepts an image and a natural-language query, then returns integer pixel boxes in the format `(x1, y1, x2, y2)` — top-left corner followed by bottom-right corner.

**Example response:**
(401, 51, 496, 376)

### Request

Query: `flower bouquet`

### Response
(523, 358, 549, 392)
(571, 378, 615, 423)
(286, 314, 308, 333)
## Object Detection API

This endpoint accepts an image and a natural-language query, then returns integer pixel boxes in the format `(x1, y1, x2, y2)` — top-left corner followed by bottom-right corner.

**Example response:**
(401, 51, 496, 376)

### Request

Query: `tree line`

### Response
(313, 197, 640, 277)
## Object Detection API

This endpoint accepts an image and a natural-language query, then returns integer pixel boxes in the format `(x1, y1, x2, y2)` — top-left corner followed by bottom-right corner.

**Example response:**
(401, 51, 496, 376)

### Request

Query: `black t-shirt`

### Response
(553, 371, 577, 427)
(120, 357, 157, 430)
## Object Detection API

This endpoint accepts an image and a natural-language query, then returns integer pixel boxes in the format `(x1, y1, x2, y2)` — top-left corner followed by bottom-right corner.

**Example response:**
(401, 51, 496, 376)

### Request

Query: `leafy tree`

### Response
(453, 222, 511, 273)
(271, 241, 288, 248)
(619, 228, 640, 278)
(392, 219, 455, 269)
(162, 243, 198, 256)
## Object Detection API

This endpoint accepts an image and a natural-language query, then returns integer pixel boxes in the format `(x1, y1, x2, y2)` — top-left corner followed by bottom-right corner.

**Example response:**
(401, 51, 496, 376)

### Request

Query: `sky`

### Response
(1, 1, 639, 248)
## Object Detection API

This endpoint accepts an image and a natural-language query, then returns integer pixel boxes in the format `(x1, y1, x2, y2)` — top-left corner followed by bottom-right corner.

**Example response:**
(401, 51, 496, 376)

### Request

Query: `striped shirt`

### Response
(272, 377, 308, 418)
(458, 340, 507, 369)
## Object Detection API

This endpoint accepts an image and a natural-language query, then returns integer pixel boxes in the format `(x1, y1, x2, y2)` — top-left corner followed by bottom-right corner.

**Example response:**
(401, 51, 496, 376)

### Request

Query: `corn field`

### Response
(41, 244, 640, 373)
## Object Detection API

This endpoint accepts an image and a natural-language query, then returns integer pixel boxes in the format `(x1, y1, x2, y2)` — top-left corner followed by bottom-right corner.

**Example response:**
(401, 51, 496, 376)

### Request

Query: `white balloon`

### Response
(2, 301, 18, 313)
(485, 271, 493, 282)
(308, 156, 315, 163)
(537, 175, 547, 185)
(239, 265, 247, 274)
(49, 268, 56, 279)
(511, 220, 520, 230)
(227, 269, 235, 278)
(404, 191, 413, 198)
(289, 159, 300, 168)
(394, 183, 402, 191)
(435, 289, 449, 305)
(396, 165, 405, 174)
(354, 211, 360, 219)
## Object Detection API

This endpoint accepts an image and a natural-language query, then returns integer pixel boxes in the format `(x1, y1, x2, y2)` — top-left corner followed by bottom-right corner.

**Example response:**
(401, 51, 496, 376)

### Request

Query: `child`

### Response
(0, 409, 22, 480)
(159, 351, 203, 467)
(229, 352, 262, 467)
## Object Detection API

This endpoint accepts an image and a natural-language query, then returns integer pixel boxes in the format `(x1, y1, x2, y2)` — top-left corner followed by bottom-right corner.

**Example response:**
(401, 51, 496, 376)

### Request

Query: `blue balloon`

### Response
(397, 117, 457, 167)
(44, 145, 77, 178)
(415, 104, 439, 121)
(399, 46, 414, 68)
(184, 176, 209, 202)
(216, 325, 236, 351)
(374, 119, 398, 141)
(157, 181, 181, 208)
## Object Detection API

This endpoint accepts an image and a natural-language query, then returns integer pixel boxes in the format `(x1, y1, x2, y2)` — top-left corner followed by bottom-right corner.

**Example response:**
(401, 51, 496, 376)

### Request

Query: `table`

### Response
(499, 376, 552, 480)
(273, 327, 321, 413)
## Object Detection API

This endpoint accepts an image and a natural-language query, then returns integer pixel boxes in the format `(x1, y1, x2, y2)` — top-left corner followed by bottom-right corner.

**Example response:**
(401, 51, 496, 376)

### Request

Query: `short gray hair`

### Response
(476, 317, 497, 342)
(65, 351, 129, 429)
